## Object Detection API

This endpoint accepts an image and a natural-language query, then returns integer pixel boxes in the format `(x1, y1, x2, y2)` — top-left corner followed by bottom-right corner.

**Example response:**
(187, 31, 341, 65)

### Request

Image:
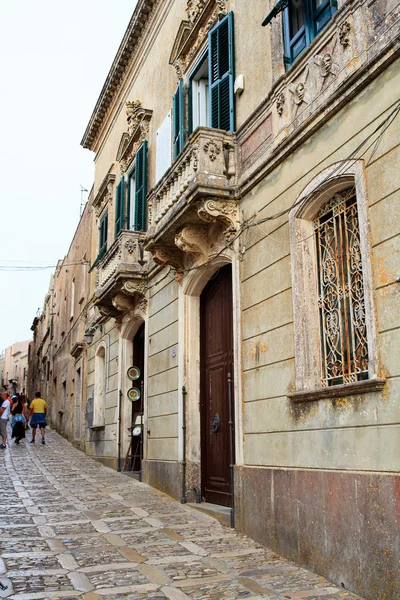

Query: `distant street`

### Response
(0, 429, 362, 600)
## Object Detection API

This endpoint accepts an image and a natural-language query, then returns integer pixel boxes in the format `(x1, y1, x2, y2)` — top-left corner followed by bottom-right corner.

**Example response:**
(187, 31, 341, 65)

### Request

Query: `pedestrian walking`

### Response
(11, 396, 26, 444)
(22, 395, 31, 428)
(29, 392, 47, 445)
(0, 391, 11, 449)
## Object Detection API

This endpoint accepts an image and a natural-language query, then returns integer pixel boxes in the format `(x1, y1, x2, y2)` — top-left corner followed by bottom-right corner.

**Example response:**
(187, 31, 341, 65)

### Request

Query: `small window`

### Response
(156, 111, 172, 183)
(128, 169, 136, 230)
(99, 211, 108, 260)
(263, 0, 337, 67)
(189, 51, 209, 134)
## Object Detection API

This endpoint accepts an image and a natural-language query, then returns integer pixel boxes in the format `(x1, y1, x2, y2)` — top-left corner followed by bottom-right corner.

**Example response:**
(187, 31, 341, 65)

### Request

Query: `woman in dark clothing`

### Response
(11, 397, 26, 444)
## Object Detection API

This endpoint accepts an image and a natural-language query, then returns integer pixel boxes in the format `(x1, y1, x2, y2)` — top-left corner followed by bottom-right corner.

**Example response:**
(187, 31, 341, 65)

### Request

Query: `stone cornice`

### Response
(93, 170, 116, 209)
(81, 0, 159, 151)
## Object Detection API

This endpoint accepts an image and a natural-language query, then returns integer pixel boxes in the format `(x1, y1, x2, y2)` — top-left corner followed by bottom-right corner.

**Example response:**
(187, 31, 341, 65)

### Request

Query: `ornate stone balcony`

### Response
(94, 230, 148, 318)
(145, 127, 238, 275)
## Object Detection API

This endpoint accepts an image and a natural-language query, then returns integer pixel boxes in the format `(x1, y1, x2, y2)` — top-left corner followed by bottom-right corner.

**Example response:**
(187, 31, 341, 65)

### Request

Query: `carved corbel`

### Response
(112, 292, 135, 313)
(153, 248, 185, 278)
(197, 199, 238, 230)
(175, 225, 209, 263)
(122, 280, 147, 296)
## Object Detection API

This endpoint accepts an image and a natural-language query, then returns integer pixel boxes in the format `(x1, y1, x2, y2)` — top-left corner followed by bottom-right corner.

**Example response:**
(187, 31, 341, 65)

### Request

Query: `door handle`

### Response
(211, 413, 220, 433)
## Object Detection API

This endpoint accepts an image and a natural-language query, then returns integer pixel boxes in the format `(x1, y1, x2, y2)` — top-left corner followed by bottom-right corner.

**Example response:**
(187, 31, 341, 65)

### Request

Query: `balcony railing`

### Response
(95, 230, 148, 306)
(148, 127, 237, 230)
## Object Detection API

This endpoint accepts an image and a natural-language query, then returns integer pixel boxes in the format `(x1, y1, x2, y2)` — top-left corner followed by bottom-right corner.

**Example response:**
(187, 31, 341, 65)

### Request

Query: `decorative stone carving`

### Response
(175, 226, 209, 262)
(276, 92, 285, 116)
(289, 69, 311, 111)
(98, 306, 116, 319)
(153, 248, 185, 276)
(203, 140, 221, 161)
(339, 21, 351, 47)
(122, 280, 147, 296)
(315, 52, 340, 78)
(197, 199, 237, 229)
(112, 293, 134, 313)
(126, 100, 143, 135)
(291, 82, 306, 105)
(125, 239, 136, 254)
(186, 0, 226, 25)
(136, 295, 148, 313)
(93, 173, 115, 217)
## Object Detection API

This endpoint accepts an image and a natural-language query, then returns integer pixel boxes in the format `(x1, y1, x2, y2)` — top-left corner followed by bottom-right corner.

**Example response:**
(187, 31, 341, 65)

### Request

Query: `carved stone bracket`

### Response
(197, 199, 237, 229)
(175, 225, 209, 263)
(122, 280, 147, 296)
(153, 248, 185, 278)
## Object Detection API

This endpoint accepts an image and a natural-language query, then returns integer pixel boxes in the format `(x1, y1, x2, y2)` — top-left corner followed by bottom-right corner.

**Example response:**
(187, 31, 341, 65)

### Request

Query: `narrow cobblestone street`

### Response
(0, 429, 362, 600)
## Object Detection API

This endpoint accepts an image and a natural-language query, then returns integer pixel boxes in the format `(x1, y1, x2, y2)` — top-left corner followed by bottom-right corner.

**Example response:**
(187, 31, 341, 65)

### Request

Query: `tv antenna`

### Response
(80, 186, 88, 216)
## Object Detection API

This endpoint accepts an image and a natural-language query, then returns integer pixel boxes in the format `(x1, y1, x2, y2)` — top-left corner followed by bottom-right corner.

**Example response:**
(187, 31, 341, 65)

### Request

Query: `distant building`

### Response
(3, 340, 30, 395)
(30, 1, 400, 598)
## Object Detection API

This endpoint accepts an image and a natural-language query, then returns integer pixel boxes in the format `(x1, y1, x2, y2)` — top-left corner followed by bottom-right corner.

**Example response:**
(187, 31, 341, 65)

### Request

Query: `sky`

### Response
(0, 1, 136, 351)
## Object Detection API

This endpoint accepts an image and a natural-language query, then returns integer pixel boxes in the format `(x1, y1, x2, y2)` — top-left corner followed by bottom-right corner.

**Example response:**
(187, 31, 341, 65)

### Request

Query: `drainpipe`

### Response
(228, 372, 235, 528)
(181, 385, 187, 504)
(117, 389, 122, 472)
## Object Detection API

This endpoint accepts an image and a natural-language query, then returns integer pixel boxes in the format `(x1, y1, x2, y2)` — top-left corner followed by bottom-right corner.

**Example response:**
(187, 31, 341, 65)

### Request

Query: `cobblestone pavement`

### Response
(0, 429, 363, 600)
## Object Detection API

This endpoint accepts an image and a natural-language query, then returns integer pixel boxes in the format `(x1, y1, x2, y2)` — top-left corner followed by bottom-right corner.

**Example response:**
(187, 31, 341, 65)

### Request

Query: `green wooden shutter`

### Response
(173, 79, 184, 157)
(114, 178, 125, 237)
(209, 12, 235, 132)
(99, 211, 108, 260)
(135, 141, 148, 231)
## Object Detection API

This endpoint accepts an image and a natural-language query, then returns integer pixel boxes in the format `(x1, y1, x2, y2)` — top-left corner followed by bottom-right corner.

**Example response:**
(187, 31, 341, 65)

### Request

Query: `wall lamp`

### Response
(84, 324, 103, 345)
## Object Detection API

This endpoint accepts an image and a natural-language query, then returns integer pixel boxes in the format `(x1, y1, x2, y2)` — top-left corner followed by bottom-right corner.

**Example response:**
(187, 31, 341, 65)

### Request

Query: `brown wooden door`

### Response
(131, 323, 145, 472)
(200, 265, 234, 506)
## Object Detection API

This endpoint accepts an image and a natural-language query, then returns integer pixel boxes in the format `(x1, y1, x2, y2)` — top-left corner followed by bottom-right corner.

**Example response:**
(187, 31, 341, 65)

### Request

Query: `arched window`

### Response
(94, 345, 106, 426)
(289, 162, 384, 400)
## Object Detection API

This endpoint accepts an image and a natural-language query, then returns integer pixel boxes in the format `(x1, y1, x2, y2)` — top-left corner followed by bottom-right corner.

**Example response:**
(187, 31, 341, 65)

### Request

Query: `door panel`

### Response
(200, 265, 234, 506)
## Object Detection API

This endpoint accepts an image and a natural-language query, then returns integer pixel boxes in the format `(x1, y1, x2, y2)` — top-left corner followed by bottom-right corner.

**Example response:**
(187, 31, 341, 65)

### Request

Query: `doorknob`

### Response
(211, 413, 220, 433)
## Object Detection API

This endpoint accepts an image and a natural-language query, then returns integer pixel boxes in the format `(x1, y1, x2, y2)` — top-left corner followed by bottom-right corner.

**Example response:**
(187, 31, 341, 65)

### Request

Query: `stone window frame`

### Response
(288, 160, 385, 402)
(93, 342, 107, 428)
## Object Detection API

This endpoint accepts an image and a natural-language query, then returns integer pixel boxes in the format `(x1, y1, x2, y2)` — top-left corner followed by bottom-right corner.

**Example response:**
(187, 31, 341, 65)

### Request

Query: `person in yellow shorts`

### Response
(30, 392, 47, 445)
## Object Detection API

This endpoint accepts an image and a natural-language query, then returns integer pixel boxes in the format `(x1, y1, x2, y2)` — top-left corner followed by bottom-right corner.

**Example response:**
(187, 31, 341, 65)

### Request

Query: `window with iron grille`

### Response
(314, 187, 368, 387)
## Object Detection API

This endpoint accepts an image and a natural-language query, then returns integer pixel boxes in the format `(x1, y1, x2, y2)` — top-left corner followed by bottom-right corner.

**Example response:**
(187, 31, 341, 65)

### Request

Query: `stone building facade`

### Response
(30, 0, 399, 597)
(28, 200, 93, 449)
(2, 340, 30, 395)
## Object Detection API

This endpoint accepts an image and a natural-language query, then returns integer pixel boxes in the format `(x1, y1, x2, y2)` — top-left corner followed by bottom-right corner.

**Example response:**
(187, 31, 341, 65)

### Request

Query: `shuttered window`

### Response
(263, 0, 336, 68)
(173, 79, 185, 158)
(114, 178, 125, 237)
(99, 211, 108, 260)
(209, 12, 235, 132)
(134, 141, 148, 231)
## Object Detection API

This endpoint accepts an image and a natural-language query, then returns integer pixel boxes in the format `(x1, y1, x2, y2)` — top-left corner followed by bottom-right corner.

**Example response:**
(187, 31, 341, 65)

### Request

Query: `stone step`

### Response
(187, 501, 232, 528)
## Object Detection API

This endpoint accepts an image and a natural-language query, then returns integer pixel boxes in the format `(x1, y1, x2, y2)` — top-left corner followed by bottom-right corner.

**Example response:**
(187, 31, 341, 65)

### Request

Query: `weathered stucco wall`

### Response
(86, 320, 120, 468)
(146, 268, 180, 462)
(236, 59, 400, 600)
(240, 61, 400, 471)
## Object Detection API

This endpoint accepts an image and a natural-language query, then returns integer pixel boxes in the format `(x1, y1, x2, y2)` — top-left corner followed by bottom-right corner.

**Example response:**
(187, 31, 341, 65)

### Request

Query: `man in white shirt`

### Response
(0, 391, 11, 449)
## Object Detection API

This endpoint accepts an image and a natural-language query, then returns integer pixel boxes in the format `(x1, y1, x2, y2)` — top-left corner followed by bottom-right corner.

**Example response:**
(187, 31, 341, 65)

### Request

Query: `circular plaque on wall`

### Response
(127, 366, 140, 381)
(127, 387, 141, 402)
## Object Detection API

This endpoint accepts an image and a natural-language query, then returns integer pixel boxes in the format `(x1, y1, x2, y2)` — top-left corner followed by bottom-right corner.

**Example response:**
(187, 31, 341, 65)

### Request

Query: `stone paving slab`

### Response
(0, 428, 363, 599)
